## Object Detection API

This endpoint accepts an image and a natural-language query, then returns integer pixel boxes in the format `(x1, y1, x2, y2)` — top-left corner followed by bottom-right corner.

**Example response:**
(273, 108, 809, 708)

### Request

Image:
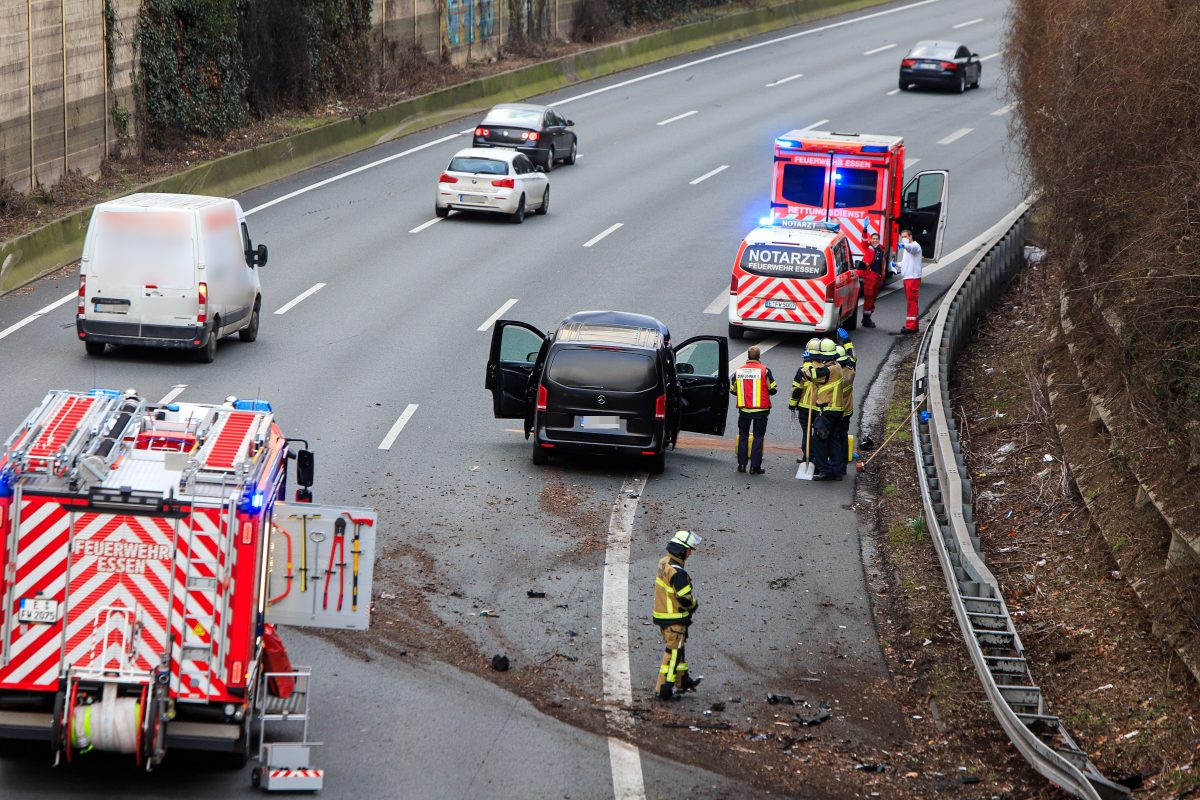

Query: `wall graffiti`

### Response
(446, 0, 494, 47)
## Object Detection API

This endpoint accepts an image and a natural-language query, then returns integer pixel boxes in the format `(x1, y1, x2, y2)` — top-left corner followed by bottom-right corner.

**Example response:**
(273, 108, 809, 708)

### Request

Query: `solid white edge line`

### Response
(553, 0, 947, 107)
(991, 103, 1014, 116)
(409, 217, 444, 234)
(274, 282, 327, 315)
(583, 223, 624, 248)
(863, 43, 896, 55)
(765, 72, 803, 87)
(0, 291, 76, 342)
(378, 404, 419, 450)
(980, 52, 1001, 61)
(477, 298, 519, 332)
(158, 385, 187, 405)
(938, 127, 974, 145)
(602, 473, 648, 800)
(689, 165, 729, 185)
(244, 133, 462, 216)
(730, 338, 783, 369)
(953, 17, 983, 28)
(703, 291, 730, 315)
(887, 88, 902, 96)
(656, 110, 698, 126)
(799, 119, 830, 132)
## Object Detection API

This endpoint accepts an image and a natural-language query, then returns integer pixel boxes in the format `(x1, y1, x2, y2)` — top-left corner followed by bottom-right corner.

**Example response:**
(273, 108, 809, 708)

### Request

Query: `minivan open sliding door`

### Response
(899, 170, 950, 261)
(673, 336, 729, 437)
(485, 320, 545, 429)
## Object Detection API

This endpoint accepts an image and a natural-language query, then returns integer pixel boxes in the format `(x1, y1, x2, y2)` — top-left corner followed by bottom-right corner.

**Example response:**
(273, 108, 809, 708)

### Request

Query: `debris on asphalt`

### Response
(478, 609, 499, 618)
(766, 693, 796, 705)
(526, 590, 547, 598)
(490, 654, 510, 671)
(709, 702, 726, 712)
(854, 763, 887, 773)
(379, 591, 397, 600)
(793, 702, 832, 727)
(663, 721, 731, 731)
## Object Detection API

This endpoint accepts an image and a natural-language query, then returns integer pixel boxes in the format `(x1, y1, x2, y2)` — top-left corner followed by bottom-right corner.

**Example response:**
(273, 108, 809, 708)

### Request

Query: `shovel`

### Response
(795, 406, 815, 480)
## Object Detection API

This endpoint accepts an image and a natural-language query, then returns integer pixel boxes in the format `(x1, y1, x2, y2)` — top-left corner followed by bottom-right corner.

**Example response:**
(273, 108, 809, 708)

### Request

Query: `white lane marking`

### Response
(378, 404, 420, 450)
(158, 385, 187, 405)
(601, 473, 648, 800)
(905, 157, 921, 169)
(410, 217, 444, 234)
(863, 43, 896, 55)
(765, 72, 803, 87)
(938, 127, 974, 145)
(656, 110, 698, 126)
(244, 133, 461, 216)
(980, 52, 1001, 61)
(689, 165, 729, 185)
(0, 291, 75, 342)
(477, 298, 519, 332)
(953, 17, 983, 28)
(730, 338, 783, 369)
(991, 103, 1014, 116)
(799, 119, 829, 132)
(274, 283, 326, 315)
(554, 0, 947, 107)
(583, 223, 624, 248)
(887, 88, 902, 96)
(703, 290, 730, 315)
(460, 127, 477, 134)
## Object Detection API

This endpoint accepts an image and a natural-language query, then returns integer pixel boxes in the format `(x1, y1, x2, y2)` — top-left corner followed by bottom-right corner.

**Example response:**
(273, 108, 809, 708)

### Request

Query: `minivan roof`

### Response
(96, 193, 233, 212)
(557, 310, 668, 349)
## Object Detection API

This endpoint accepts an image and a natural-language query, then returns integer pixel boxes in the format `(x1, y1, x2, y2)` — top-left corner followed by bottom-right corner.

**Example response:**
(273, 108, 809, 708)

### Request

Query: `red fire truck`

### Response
(768, 129, 950, 267)
(0, 389, 376, 769)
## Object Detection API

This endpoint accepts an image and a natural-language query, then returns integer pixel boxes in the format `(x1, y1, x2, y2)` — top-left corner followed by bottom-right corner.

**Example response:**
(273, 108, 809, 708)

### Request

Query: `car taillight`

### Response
(901, 59, 916, 67)
(824, 283, 835, 302)
(536, 384, 548, 412)
(492, 178, 515, 188)
(198, 282, 208, 325)
(77, 275, 86, 316)
(730, 273, 739, 293)
(475, 127, 489, 137)
(521, 131, 539, 141)
(940, 61, 957, 70)
(439, 172, 458, 184)
(654, 394, 667, 421)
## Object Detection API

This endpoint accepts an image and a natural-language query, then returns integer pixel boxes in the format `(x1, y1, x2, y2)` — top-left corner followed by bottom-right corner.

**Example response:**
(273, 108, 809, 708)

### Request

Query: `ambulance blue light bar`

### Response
(775, 138, 801, 148)
(860, 145, 889, 153)
(759, 217, 840, 232)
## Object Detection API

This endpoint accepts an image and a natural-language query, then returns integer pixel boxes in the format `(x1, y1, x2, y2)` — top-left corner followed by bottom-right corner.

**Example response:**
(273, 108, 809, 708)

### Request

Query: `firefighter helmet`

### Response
(818, 339, 838, 358)
(670, 530, 701, 550)
(805, 337, 821, 354)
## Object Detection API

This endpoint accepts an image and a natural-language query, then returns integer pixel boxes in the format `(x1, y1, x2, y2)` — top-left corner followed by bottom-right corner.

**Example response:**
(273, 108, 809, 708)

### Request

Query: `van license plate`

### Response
(765, 299, 797, 310)
(580, 416, 619, 430)
(18, 598, 60, 624)
(94, 302, 127, 314)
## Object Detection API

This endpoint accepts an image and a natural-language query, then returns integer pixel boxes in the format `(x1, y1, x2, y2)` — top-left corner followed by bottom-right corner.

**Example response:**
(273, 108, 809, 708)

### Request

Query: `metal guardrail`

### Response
(909, 199, 1130, 800)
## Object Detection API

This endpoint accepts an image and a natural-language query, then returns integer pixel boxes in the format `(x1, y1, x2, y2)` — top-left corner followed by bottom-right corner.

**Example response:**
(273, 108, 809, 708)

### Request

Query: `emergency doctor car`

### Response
(727, 219, 860, 339)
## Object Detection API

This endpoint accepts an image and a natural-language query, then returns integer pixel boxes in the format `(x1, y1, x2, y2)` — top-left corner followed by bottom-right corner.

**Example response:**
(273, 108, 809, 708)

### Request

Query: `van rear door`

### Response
(899, 170, 950, 260)
(86, 209, 198, 337)
(829, 155, 888, 260)
(673, 336, 729, 436)
(486, 320, 545, 422)
(734, 242, 830, 327)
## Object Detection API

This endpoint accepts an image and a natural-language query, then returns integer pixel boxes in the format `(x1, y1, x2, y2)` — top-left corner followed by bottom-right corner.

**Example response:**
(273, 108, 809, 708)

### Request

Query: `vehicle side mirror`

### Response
(971, 52, 980, 58)
(255, 243, 269, 267)
(566, 119, 574, 126)
(677, 363, 695, 375)
(535, 165, 545, 173)
(296, 449, 314, 487)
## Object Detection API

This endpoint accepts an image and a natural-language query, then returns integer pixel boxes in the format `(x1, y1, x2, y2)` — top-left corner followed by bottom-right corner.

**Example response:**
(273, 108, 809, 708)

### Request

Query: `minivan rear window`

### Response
(740, 245, 827, 278)
(90, 211, 196, 290)
(546, 347, 658, 393)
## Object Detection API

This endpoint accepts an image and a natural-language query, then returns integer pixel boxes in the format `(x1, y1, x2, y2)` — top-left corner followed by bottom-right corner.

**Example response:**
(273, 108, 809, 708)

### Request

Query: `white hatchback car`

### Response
(435, 147, 549, 224)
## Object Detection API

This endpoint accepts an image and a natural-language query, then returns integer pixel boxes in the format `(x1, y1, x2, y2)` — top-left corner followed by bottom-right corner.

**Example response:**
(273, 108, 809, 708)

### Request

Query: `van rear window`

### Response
(90, 211, 196, 290)
(740, 245, 827, 278)
(832, 167, 878, 208)
(779, 164, 826, 207)
(546, 347, 657, 393)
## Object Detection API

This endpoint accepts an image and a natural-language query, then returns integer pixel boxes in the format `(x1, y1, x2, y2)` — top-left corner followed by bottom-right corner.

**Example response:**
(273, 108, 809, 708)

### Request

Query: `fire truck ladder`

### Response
(193, 410, 273, 480)
(177, 478, 236, 702)
(3, 389, 125, 478)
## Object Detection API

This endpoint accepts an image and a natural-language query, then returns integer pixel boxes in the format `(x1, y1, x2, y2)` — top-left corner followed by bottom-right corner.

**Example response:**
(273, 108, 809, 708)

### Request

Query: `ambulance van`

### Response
(727, 219, 860, 339)
(76, 193, 268, 363)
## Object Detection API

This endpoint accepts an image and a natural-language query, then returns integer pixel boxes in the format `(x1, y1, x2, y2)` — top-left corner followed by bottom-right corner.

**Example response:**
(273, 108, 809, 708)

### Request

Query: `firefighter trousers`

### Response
(903, 278, 922, 332)
(834, 414, 852, 475)
(811, 412, 842, 477)
(736, 411, 769, 470)
(656, 623, 690, 695)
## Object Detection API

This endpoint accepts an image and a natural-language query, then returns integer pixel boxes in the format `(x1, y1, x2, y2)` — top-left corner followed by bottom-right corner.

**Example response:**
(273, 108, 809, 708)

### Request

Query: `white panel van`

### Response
(75, 193, 268, 363)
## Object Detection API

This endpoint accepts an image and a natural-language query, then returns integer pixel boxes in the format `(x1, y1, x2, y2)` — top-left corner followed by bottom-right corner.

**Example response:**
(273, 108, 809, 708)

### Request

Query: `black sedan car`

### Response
(898, 41, 982, 93)
(472, 103, 578, 171)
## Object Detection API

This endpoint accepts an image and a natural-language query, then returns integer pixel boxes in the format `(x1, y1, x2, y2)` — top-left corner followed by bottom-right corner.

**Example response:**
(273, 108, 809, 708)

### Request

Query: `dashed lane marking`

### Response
(158, 385, 187, 405)
(980, 52, 1001, 61)
(0, 291, 75, 342)
(863, 43, 896, 55)
(765, 73, 804, 87)
(583, 223, 624, 248)
(953, 17, 983, 28)
(689, 165, 729, 185)
(991, 103, 1014, 116)
(478, 299, 519, 332)
(274, 283, 326, 315)
(409, 217, 443, 234)
(656, 110, 698, 126)
(378, 404, 419, 450)
(938, 127, 974, 145)
(704, 290, 729, 315)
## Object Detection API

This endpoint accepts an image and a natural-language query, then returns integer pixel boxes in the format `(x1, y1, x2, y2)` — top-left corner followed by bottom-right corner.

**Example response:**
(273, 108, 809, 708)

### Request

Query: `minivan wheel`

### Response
(728, 322, 745, 340)
(647, 450, 666, 475)
(511, 196, 526, 224)
(196, 324, 218, 363)
(239, 302, 260, 342)
(532, 441, 549, 465)
(84, 341, 105, 356)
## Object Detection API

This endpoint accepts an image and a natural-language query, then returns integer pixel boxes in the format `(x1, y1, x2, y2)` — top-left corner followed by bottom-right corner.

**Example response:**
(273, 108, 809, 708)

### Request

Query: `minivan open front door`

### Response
(673, 336, 729, 437)
(899, 170, 949, 261)
(486, 320, 545, 420)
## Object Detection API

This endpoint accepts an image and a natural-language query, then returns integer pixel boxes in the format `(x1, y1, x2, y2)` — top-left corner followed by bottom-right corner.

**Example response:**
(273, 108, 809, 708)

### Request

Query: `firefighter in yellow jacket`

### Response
(653, 530, 702, 700)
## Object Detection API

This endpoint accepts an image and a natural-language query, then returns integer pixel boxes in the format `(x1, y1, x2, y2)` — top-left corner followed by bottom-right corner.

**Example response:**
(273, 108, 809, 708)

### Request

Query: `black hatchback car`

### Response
(898, 41, 982, 93)
(473, 103, 578, 172)
(485, 311, 728, 474)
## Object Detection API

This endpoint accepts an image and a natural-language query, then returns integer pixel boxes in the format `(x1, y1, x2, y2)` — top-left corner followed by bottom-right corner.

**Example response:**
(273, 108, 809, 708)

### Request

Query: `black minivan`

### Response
(485, 311, 728, 474)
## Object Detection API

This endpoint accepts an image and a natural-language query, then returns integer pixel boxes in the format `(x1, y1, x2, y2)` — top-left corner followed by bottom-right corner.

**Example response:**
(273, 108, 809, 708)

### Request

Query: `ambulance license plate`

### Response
(580, 416, 620, 430)
(765, 299, 797, 310)
(18, 598, 60, 624)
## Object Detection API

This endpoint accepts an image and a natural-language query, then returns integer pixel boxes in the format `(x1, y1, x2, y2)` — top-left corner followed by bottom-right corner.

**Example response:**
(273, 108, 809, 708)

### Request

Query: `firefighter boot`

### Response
(679, 674, 703, 693)
(656, 682, 678, 701)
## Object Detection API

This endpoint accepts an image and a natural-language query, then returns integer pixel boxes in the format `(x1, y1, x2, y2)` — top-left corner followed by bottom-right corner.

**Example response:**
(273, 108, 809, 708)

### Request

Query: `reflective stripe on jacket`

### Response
(793, 361, 844, 412)
(730, 361, 776, 412)
(653, 554, 697, 625)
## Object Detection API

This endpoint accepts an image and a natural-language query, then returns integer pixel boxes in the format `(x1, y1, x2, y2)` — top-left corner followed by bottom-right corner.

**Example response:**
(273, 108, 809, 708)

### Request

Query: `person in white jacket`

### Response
(895, 230, 924, 334)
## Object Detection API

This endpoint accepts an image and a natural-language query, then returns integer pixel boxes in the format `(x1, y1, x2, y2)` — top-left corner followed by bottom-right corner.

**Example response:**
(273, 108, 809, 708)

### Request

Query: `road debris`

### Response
(794, 702, 832, 727)
(526, 590, 547, 598)
(490, 654, 510, 671)
(766, 693, 796, 705)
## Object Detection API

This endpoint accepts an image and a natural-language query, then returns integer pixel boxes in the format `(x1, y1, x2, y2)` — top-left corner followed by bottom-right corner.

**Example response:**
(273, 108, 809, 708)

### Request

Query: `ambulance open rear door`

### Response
(899, 170, 950, 261)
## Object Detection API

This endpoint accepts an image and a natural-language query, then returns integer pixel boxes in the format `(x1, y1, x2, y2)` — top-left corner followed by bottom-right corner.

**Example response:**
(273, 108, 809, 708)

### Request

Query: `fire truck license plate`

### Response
(17, 598, 60, 624)
(765, 299, 797, 310)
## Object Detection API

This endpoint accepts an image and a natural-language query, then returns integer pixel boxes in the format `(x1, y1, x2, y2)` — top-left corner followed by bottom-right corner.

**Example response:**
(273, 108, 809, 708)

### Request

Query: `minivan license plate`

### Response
(765, 299, 797, 310)
(580, 416, 619, 430)
(18, 598, 59, 624)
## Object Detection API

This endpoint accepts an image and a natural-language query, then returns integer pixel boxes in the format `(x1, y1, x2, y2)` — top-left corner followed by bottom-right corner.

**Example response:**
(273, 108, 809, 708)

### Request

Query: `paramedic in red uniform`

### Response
(860, 231, 886, 328)
(896, 229, 924, 334)
(729, 345, 778, 474)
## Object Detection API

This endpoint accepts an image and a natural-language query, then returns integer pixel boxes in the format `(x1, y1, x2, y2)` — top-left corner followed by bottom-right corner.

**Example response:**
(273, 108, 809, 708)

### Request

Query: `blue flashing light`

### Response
(766, 218, 841, 233)
(233, 399, 273, 413)
(251, 491, 265, 511)
(775, 138, 800, 148)
(88, 388, 122, 399)
(165, 403, 180, 412)
(860, 145, 889, 153)
(759, 216, 774, 226)
(833, 170, 843, 182)
(0, 468, 13, 499)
